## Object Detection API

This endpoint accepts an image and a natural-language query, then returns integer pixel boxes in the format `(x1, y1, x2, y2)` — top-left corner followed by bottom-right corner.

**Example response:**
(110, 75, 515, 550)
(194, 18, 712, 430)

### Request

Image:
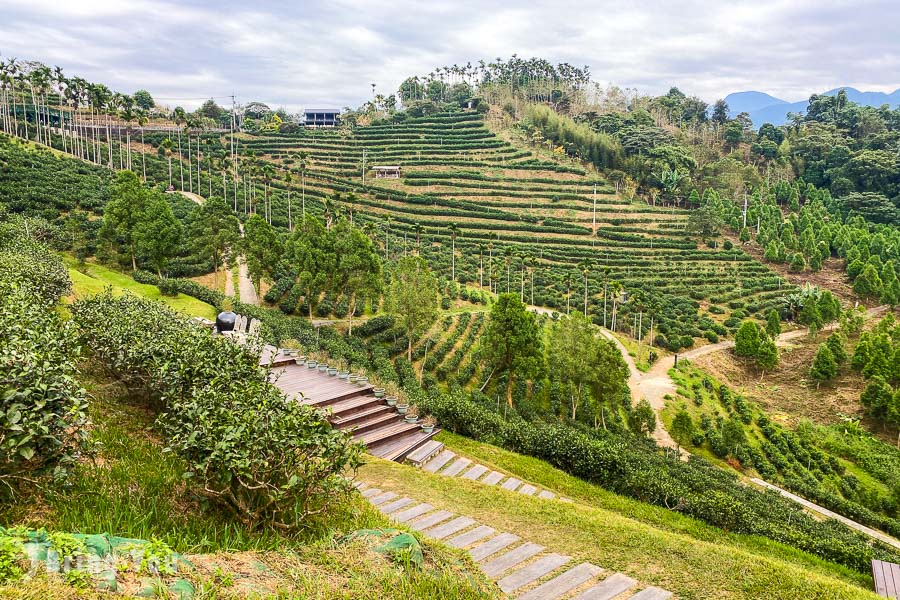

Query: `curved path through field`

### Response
(601, 304, 889, 452)
(599, 304, 897, 548)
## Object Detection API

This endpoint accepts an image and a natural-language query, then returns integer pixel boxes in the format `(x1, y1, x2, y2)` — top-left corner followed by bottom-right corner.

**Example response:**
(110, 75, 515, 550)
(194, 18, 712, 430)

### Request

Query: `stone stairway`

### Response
(357, 481, 672, 599)
(406, 442, 569, 502)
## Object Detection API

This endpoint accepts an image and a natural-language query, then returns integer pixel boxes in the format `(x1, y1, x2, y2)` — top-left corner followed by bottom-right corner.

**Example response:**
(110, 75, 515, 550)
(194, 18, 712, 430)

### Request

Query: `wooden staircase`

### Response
(265, 351, 440, 462)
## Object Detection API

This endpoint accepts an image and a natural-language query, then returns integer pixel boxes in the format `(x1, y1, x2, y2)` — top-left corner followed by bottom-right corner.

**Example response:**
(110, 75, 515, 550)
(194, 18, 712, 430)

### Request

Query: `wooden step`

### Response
(423, 450, 456, 473)
(354, 421, 421, 446)
(405, 440, 444, 467)
(344, 411, 402, 434)
(370, 428, 441, 462)
(331, 404, 393, 428)
(325, 395, 382, 417)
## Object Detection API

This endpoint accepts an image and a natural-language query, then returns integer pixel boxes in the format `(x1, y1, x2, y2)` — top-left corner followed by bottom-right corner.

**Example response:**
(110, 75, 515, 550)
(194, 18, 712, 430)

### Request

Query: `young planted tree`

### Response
(99, 170, 148, 271)
(810, 344, 838, 387)
(628, 398, 657, 437)
(547, 312, 595, 421)
(483, 293, 543, 407)
(671, 408, 695, 451)
(333, 219, 382, 335)
(192, 195, 240, 289)
(136, 191, 182, 277)
(766, 309, 782, 339)
(385, 255, 439, 361)
(825, 332, 848, 365)
(242, 214, 282, 297)
(291, 214, 334, 318)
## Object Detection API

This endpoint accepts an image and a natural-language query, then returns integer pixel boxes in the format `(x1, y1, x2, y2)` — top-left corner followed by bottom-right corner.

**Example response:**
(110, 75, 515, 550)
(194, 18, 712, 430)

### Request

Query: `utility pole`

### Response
(362, 149, 367, 185)
(592, 184, 597, 248)
(742, 194, 748, 229)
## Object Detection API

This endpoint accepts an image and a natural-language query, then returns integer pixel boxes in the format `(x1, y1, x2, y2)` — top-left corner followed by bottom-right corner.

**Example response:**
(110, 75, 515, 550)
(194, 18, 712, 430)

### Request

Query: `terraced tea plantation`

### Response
(149, 111, 791, 348)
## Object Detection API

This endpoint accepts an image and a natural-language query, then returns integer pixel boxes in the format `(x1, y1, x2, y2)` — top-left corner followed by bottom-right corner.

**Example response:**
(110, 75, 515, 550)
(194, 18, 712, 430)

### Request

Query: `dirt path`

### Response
(236, 257, 258, 305)
(224, 266, 234, 298)
(600, 304, 889, 456)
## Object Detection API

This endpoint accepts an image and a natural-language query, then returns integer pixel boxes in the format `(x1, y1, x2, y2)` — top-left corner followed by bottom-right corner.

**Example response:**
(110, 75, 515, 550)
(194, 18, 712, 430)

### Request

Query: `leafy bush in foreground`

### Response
(72, 291, 362, 528)
(0, 215, 88, 488)
(415, 391, 900, 573)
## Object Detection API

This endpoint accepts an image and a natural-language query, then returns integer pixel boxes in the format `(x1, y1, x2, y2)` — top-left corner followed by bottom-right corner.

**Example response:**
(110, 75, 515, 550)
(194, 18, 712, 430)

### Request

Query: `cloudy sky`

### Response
(2, 0, 899, 111)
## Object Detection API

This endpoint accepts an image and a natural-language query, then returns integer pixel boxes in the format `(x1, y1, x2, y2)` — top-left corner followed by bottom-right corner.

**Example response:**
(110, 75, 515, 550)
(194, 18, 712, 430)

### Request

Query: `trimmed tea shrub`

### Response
(72, 291, 362, 528)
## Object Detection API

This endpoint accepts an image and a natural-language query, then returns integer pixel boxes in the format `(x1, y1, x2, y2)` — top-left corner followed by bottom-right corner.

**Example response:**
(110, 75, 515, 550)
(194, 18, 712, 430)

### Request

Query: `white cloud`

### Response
(0, 0, 898, 110)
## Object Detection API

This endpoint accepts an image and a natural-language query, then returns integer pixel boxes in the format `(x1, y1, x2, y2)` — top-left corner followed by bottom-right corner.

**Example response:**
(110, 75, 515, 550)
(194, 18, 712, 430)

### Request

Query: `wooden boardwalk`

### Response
(263, 349, 439, 461)
(873, 560, 900, 598)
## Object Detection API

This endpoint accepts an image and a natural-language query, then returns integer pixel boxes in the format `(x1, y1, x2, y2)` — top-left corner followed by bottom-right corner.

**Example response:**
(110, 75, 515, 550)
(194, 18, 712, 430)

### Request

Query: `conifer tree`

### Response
(810, 344, 837, 385)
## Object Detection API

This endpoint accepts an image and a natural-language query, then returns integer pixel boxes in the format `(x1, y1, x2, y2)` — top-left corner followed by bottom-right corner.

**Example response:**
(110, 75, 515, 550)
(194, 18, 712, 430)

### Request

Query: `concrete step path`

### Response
(517, 562, 604, 600)
(497, 553, 571, 593)
(417, 449, 566, 502)
(358, 480, 673, 599)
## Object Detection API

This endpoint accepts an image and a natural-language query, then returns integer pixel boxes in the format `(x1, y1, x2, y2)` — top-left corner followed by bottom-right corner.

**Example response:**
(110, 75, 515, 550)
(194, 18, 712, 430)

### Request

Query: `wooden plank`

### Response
(572, 572, 637, 600)
(482, 471, 504, 485)
(884, 560, 898, 598)
(891, 562, 900, 599)
(408, 510, 454, 531)
(501, 477, 523, 491)
(424, 516, 476, 540)
(480, 542, 544, 577)
(878, 561, 897, 598)
(516, 562, 604, 600)
(423, 450, 456, 473)
(873, 561, 888, 597)
(496, 553, 570, 592)
(446, 525, 496, 549)
(378, 497, 414, 514)
(461, 464, 488, 481)
(519, 484, 537, 496)
(442, 457, 472, 477)
(469, 533, 520, 562)
(371, 429, 439, 461)
(406, 440, 444, 465)
(369, 491, 398, 506)
(393, 503, 433, 523)
(628, 586, 672, 600)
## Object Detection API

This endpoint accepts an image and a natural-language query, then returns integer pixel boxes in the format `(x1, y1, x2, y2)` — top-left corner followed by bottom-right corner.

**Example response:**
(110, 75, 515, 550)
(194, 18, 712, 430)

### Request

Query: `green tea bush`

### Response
(72, 291, 362, 528)
(0, 284, 90, 488)
(0, 219, 89, 488)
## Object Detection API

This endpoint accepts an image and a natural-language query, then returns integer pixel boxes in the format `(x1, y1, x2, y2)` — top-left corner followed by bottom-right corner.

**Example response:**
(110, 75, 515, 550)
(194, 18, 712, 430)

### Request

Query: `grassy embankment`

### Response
(0, 372, 496, 599)
(359, 430, 881, 599)
(63, 256, 217, 320)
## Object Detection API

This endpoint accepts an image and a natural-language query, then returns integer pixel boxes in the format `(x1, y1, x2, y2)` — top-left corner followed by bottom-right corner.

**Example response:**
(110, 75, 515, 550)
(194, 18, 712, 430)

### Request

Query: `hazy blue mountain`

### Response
(723, 91, 787, 115)
(724, 87, 900, 127)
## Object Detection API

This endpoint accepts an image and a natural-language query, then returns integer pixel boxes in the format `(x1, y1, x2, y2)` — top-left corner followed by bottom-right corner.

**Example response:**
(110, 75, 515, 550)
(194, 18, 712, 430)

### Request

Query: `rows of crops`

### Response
(136, 110, 795, 348)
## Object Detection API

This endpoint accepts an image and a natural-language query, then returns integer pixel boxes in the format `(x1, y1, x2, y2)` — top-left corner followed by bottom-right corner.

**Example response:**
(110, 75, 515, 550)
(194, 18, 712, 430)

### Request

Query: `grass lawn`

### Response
(357, 431, 880, 599)
(0, 370, 495, 599)
(64, 257, 217, 320)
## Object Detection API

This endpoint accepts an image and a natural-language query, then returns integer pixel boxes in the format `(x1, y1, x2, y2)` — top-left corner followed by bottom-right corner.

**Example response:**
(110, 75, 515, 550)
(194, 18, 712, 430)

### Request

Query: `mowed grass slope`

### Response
(64, 256, 217, 320)
(359, 431, 880, 599)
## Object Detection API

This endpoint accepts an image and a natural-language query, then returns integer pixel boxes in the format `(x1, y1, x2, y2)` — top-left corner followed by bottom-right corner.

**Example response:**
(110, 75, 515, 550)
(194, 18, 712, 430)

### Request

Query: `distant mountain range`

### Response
(724, 87, 900, 127)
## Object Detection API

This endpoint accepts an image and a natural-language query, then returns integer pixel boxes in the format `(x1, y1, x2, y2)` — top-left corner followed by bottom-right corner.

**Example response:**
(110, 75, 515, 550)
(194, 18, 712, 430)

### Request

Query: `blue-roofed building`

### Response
(304, 108, 340, 127)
